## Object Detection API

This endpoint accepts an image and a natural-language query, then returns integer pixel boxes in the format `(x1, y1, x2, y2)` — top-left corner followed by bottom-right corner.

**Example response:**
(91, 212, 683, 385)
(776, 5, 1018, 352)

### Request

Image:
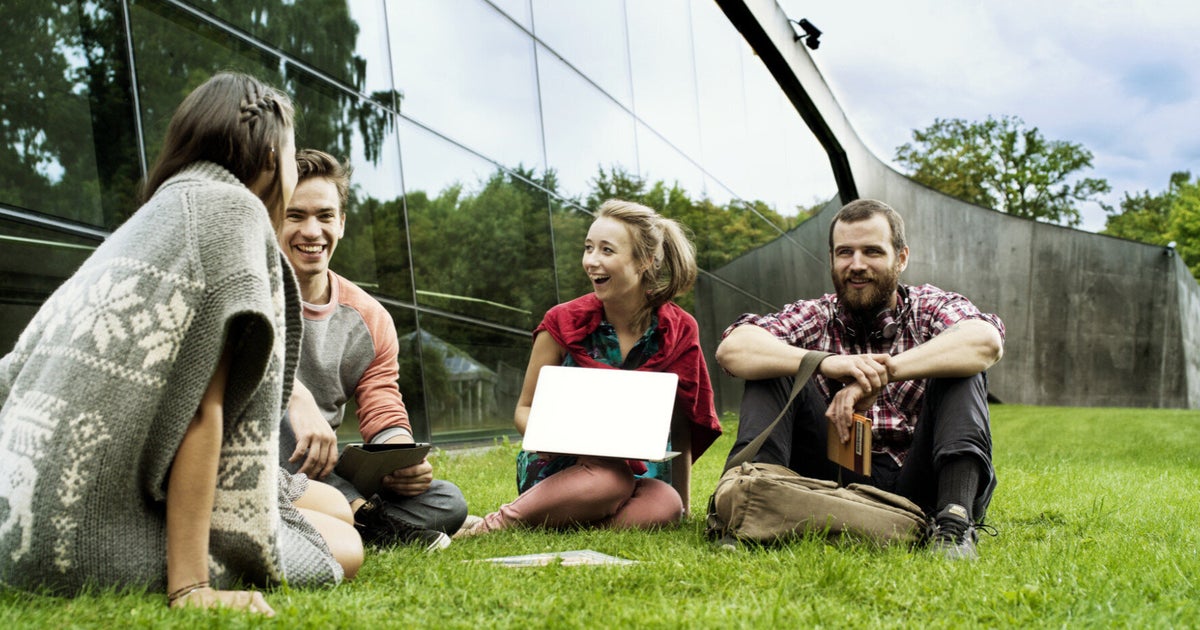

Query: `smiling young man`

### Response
(715, 199, 1005, 560)
(278, 149, 467, 551)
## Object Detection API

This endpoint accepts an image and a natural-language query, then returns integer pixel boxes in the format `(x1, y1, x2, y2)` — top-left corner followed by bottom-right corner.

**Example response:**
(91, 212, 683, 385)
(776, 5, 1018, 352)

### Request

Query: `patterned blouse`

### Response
(515, 315, 670, 492)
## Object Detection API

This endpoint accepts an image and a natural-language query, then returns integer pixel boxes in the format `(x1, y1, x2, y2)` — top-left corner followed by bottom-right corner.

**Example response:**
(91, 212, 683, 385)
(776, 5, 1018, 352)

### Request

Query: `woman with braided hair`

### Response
(0, 72, 360, 615)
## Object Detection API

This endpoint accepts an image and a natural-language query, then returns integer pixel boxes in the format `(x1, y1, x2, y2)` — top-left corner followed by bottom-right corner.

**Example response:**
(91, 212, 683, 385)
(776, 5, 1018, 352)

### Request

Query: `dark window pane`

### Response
(174, 0, 392, 97)
(415, 316, 528, 439)
(0, 1, 140, 229)
(130, 0, 286, 168)
(0, 214, 103, 354)
(399, 119, 558, 332)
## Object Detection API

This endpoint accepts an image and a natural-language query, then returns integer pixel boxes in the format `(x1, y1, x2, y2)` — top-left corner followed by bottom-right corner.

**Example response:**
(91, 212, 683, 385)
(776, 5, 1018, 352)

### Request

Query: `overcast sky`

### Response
(778, 0, 1200, 232)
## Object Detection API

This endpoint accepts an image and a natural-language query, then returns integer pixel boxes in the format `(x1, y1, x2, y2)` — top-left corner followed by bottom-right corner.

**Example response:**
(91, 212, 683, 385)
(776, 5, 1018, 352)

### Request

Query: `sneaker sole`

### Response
(425, 532, 452, 552)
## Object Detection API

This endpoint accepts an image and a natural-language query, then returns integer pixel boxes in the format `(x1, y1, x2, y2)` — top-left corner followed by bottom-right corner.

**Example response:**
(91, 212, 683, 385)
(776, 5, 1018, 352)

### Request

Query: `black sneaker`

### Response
(929, 503, 978, 561)
(354, 495, 451, 552)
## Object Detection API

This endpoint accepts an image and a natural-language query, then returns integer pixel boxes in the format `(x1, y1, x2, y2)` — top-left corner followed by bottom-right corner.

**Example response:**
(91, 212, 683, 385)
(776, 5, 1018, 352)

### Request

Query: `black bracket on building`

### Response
(714, 0, 859, 205)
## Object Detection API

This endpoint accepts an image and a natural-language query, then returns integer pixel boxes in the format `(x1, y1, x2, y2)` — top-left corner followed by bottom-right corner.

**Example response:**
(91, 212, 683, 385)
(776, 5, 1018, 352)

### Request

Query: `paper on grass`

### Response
(475, 549, 637, 567)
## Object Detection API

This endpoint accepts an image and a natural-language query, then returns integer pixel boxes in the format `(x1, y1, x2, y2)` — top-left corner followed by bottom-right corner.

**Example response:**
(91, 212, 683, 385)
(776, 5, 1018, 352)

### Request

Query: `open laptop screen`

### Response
(521, 366, 679, 461)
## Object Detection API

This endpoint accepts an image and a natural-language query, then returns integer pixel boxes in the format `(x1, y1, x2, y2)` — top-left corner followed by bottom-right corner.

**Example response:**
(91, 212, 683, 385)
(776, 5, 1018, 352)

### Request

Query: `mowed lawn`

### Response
(2, 404, 1198, 628)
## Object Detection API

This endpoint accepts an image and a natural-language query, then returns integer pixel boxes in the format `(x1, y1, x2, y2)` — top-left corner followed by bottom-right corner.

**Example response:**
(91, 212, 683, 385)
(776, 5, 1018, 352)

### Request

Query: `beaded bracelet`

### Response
(166, 581, 210, 605)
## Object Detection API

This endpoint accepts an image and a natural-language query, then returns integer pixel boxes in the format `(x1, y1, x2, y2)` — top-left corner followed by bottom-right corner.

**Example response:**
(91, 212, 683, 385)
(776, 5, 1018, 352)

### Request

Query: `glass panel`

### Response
(131, 0, 395, 212)
(0, 0, 140, 229)
(530, 0, 632, 107)
(692, 1, 752, 207)
(626, 0, 701, 158)
(550, 197, 594, 303)
(0, 216, 102, 354)
(399, 119, 558, 332)
(415, 316, 529, 438)
(287, 66, 410, 299)
(387, 0, 544, 173)
(176, 0, 392, 97)
(537, 48, 638, 203)
(490, 0, 533, 30)
(130, 0, 286, 168)
(635, 122, 705, 205)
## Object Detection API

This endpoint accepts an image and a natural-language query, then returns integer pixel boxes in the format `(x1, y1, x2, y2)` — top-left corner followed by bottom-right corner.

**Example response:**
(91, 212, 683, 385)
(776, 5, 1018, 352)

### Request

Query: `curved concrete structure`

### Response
(698, 0, 1199, 411)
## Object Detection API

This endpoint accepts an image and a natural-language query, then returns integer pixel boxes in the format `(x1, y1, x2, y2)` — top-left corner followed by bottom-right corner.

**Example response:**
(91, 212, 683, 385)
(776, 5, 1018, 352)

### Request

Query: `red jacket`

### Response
(535, 294, 722, 462)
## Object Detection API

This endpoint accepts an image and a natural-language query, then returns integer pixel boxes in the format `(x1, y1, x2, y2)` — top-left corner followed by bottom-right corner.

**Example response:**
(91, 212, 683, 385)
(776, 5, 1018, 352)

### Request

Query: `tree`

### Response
(1168, 179, 1200, 279)
(1102, 171, 1190, 246)
(1102, 171, 1200, 280)
(894, 115, 1111, 227)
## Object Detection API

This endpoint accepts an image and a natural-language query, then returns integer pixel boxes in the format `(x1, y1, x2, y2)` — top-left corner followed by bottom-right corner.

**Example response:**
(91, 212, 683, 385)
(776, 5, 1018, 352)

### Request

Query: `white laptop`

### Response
(521, 366, 680, 461)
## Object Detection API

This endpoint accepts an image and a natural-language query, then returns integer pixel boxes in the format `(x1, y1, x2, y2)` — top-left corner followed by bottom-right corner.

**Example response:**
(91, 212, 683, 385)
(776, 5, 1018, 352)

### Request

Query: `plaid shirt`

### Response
(723, 283, 1005, 466)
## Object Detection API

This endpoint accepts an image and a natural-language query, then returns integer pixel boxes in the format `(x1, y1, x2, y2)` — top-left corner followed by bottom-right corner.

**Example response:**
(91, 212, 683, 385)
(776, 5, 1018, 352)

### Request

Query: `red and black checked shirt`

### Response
(722, 283, 1005, 466)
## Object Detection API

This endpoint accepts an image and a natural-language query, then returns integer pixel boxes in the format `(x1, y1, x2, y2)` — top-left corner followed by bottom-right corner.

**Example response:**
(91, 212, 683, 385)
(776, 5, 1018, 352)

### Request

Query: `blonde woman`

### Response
(460, 200, 722, 536)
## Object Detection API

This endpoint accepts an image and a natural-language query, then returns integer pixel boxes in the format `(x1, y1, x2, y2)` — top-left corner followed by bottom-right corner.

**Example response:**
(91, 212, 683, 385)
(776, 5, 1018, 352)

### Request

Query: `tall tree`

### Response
(894, 115, 1111, 227)
(1165, 177, 1200, 279)
(1102, 171, 1200, 280)
(1102, 171, 1190, 246)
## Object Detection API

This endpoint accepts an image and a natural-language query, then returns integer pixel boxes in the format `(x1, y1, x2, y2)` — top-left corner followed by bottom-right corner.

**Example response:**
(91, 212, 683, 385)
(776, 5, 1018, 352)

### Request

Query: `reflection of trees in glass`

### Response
(133, 0, 394, 172)
(405, 167, 560, 331)
(336, 164, 811, 328)
(401, 330, 499, 430)
(396, 328, 447, 433)
(353, 164, 813, 432)
(4, 0, 398, 231)
(586, 167, 807, 310)
(0, 1, 139, 228)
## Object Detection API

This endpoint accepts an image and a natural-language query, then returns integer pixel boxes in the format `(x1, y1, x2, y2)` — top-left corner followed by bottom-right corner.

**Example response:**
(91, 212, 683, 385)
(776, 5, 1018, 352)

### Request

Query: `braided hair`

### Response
(142, 72, 295, 217)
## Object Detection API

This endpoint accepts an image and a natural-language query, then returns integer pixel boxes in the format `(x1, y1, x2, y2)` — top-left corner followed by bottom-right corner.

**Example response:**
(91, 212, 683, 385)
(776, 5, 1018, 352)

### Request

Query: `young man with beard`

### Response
(278, 149, 468, 551)
(715, 199, 1005, 559)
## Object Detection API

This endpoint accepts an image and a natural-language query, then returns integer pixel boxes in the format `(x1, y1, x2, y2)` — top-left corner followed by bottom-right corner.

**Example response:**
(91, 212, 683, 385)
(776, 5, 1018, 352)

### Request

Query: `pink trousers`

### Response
(479, 456, 683, 532)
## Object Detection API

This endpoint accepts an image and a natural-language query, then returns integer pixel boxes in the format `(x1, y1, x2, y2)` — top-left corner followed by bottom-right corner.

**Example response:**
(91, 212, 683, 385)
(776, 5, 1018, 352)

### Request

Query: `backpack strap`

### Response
(706, 350, 833, 543)
(722, 350, 832, 472)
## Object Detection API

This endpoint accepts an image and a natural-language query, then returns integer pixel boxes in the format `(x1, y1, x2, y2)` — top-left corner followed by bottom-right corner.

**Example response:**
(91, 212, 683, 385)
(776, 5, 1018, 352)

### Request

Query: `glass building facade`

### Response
(0, 0, 835, 441)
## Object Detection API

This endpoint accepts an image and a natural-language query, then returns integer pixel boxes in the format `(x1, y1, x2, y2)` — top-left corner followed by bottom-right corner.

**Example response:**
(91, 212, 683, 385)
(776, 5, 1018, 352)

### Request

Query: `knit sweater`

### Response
(0, 162, 340, 593)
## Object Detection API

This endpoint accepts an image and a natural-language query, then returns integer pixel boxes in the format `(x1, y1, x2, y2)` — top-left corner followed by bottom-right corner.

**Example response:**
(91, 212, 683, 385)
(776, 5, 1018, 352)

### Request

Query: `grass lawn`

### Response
(3, 404, 1199, 628)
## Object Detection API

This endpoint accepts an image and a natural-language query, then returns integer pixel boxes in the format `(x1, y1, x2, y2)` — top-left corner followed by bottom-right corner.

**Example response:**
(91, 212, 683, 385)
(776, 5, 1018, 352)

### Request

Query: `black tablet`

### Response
(334, 442, 432, 497)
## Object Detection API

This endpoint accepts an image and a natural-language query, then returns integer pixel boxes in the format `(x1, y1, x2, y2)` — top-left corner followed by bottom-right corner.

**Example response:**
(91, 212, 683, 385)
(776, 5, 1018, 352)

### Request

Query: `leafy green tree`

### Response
(894, 115, 1111, 227)
(1166, 177, 1200, 279)
(1102, 171, 1190, 246)
(0, 1, 141, 228)
(1103, 172, 1200, 280)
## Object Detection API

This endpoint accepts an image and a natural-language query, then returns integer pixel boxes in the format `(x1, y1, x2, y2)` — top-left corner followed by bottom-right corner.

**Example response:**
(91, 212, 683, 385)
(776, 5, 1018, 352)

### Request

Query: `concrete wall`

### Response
(698, 0, 1198, 412)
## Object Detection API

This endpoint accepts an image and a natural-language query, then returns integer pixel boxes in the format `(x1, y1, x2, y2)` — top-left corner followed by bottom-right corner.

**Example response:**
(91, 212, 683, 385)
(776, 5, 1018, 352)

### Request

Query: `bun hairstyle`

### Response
(594, 199, 697, 324)
(142, 71, 295, 217)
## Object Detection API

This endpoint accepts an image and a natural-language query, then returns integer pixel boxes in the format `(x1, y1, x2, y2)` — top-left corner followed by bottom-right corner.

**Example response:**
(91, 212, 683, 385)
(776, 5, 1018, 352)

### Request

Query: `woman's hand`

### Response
(169, 586, 275, 616)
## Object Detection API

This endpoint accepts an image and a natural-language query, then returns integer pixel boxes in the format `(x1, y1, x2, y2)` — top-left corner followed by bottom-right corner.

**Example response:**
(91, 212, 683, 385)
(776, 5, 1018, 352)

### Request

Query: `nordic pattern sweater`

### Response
(0, 162, 340, 593)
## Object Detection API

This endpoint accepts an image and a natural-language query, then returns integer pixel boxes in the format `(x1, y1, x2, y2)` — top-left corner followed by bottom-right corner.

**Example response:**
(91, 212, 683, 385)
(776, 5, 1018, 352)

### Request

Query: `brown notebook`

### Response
(827, 413, 872, 476)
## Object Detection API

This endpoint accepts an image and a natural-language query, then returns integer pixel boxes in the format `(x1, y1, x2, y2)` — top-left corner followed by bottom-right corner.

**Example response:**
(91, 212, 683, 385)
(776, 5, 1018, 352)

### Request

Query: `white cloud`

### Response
(785, 0, 1200, 231)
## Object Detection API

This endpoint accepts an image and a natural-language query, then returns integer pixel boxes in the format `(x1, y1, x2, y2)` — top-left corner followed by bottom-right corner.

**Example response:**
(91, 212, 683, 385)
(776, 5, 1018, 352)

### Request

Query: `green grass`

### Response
(3, 405, 1199, 628)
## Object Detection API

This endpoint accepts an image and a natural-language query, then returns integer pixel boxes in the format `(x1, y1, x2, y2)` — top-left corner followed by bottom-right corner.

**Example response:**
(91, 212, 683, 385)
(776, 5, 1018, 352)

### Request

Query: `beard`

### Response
(832, 263, 901, 316)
